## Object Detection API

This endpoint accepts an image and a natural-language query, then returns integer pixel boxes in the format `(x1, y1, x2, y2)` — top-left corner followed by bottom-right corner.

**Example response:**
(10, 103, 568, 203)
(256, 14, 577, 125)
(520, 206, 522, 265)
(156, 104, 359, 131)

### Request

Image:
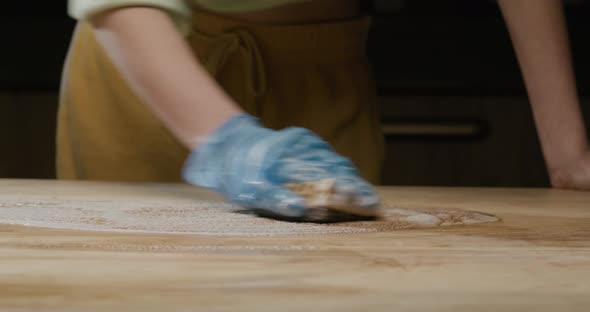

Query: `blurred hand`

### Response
(550, 150, 590, 191)
(182, 114, 379, 219)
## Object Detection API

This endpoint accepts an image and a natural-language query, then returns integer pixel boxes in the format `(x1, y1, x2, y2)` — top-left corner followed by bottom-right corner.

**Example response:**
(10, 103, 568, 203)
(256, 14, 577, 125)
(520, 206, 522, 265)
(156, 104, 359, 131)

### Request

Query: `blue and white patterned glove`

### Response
(182, 114, 379, 220)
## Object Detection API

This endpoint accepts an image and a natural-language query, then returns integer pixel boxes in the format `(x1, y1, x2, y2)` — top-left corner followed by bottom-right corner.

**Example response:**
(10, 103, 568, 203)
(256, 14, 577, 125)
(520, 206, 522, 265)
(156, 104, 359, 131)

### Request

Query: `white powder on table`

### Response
(0, 196, 498, 236)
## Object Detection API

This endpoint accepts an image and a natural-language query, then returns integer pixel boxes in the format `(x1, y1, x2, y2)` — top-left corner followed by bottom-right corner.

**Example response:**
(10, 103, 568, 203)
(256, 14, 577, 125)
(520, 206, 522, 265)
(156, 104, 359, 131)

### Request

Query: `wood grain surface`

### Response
(1, 179, 589, 312)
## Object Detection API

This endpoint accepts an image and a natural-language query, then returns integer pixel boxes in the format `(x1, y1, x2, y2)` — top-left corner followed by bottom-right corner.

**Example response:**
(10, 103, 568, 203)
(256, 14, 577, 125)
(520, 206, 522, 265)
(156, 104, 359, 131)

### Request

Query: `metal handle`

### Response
(381, 121, 486, 139)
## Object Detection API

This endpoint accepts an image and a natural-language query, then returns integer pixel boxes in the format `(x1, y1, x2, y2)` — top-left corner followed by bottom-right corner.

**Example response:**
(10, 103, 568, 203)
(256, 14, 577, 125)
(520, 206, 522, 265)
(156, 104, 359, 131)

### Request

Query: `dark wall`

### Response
(0, 3, 74, 90)
(369, 0, 590, 95)
(0, 2, 74, 179)
(0, 1, 588, 186)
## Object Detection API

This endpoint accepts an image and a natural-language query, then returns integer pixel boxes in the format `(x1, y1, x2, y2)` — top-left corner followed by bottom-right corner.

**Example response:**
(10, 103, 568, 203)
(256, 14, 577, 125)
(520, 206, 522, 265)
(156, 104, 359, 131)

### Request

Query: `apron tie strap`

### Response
(193, 28, 267, 98)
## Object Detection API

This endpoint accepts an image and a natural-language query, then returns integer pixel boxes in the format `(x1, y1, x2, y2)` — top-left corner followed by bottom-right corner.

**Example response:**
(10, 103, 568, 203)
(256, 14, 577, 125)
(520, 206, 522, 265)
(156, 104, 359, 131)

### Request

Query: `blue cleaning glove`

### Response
(182, 114, 379, 219)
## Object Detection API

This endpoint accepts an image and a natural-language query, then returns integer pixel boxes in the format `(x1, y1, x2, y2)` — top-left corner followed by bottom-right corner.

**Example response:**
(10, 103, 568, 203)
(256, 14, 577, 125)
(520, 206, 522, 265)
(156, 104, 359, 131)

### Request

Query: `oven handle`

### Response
(381, 121, 487, 139)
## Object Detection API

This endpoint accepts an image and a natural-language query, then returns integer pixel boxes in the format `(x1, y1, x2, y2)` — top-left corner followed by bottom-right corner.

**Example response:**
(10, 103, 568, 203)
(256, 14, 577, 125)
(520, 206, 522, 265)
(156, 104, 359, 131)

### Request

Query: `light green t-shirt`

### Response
(69, 0, 305, 34)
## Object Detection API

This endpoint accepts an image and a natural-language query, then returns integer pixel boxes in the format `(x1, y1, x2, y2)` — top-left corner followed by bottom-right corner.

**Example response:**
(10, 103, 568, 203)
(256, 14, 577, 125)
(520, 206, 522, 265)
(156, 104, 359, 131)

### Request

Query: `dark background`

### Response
(1, 0, 589, 186)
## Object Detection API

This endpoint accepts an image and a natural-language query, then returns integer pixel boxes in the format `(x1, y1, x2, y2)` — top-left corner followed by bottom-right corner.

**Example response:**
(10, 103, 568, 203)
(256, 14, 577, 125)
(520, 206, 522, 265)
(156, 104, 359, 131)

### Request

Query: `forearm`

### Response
(498, 0, 588, 173)
(90, 7, 242, 148)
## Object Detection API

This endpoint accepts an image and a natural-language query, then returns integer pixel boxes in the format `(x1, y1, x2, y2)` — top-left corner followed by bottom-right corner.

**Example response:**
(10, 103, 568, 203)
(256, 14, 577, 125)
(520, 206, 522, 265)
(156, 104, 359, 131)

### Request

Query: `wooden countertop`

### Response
(1, 179, 589, 311)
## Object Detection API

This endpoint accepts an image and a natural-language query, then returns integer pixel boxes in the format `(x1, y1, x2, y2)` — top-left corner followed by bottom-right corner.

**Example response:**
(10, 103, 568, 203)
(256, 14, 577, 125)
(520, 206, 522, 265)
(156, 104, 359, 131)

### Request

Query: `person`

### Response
(58, 0, 589, 220)
(60, 0, 383, 219)
(497, 0, 589, 191)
